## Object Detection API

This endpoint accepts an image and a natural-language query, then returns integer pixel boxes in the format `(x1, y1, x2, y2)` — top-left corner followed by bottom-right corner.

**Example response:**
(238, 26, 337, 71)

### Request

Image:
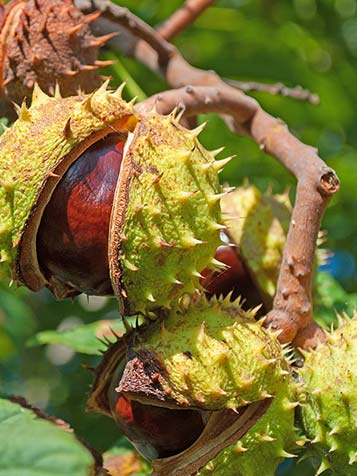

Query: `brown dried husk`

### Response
(0, 0, 103, 118)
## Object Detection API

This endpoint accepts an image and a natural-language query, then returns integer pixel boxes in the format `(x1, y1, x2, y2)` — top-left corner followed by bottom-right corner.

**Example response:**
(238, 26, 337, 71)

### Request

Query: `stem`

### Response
(225, 78, 320, 104)
(156, 0, 215, 41)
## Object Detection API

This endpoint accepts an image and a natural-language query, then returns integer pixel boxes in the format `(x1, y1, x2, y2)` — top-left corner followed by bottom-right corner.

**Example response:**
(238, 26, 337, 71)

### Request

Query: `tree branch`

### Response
(75, 0, 338, 349)
(225, 78, 320, 105)
(156, 0, 215, 41)
(75, 0, 174, 64)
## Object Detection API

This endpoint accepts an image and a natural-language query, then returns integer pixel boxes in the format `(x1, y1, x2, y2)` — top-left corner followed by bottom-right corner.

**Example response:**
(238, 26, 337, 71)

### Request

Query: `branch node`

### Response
(320, 169, 339, 195)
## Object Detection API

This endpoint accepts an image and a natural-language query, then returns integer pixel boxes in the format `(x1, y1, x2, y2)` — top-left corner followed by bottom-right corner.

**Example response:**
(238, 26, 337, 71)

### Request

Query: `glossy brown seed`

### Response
(37, 134, 125, 295)
(112, 394, 205, 461)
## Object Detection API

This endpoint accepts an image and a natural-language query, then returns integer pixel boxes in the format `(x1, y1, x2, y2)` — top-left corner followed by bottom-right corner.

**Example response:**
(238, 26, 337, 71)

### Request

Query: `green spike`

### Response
(212, 156, 235, 173)
(279, 450, 296, 458)
(234, 441, 248, 453)
(146, 293, 156, 303)
(210, 146, 225, 158)
(31, 82, 49, 106)
(257, 434, 276, 442)
(210, 222, 227, 232)
(123, 259, 140, 272)
(316, 458, 331, 475)
(349, 451, 357, 465)
(182, 236, 206, 247)
(177, 190, 196, 202)
(207, 192, 227, 205)
(329, 439, 338, 453)
(112, 82, 126, 99)
(14, 101, 32, 121)
(128, 97, 137, 107)
(283, 401, 299, 411)
(328, 425, 341, 436)
(211, 257, 227, 269)
(191, 122, 207, 137)
(94, 78, 110, 97)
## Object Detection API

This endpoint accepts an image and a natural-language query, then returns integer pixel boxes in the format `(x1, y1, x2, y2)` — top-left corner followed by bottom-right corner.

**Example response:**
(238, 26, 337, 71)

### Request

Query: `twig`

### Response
(76, 0, 339, 349)
(75, 0, 174, 64)
(225, 78, 320, 105)
(76, 1, 319, 103)
(156, 0, 215, 41)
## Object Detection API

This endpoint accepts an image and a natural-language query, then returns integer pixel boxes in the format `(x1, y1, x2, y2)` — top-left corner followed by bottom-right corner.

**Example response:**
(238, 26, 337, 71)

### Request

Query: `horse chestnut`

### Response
(37, 135, 124, 296)
(0, 85, 223, 315)
(87, 295, 297, 475)
(110, 394, 206, 460)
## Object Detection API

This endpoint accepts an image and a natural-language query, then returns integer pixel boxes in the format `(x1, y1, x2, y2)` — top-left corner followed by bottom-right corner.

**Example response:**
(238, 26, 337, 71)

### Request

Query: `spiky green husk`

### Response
(126, 295, 293, 411)
(110, 116, 222, 315)
(198, 389, 299, 476)
(298, 314, 357, 475)
(0, 82, 135, 291)
(222, 183, 291, 306)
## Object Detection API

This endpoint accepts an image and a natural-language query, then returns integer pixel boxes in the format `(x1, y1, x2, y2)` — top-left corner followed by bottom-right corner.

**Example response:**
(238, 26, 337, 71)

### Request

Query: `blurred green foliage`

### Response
(1, 0, 357, 474)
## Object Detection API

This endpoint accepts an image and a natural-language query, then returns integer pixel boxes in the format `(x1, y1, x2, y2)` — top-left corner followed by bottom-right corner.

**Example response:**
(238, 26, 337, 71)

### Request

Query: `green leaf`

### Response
(102, 51, 147, 102)
(0, 285, 36, 342)
(27, 318, 137, 355)
(0, 398, 94, 476)
(0, 118, 8, 135)
(314, 272, 357, 327)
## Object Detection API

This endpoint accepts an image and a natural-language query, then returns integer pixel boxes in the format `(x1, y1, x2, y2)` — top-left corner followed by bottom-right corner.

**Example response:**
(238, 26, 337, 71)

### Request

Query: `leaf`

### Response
(314, 271, 357, 328)
(0, 398, 95, 476)
(0, 117, 8, 135)
(103, 438, 151, 476)
(27, 318, 137, 355)
(102, 51, 147, 102)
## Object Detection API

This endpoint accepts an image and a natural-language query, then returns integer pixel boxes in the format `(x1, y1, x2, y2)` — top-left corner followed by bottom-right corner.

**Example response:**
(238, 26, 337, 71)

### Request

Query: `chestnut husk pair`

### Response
(0, 82, 224, 315)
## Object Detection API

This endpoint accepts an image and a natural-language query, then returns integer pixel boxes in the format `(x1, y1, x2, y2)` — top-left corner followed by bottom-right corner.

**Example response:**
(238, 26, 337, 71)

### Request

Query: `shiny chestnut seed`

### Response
(111, 394, 206, 461)
(37, 135, 125, 296)
(201, 245, 265, 313)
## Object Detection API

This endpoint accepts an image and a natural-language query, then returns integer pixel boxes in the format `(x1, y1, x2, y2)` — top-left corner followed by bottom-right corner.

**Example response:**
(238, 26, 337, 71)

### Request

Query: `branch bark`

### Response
(76, 0, 339, 349)
(156, 0, 215, 41)
(225, 79, 320, 104)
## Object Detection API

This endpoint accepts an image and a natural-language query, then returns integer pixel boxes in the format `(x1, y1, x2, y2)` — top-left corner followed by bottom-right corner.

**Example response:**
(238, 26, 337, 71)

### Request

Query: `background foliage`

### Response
(1, 0, 357, 474)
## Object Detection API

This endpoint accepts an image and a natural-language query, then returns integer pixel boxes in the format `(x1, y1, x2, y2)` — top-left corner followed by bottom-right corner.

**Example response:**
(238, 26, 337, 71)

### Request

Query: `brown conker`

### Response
(111, 394, 206, 461)
(37, 134, 125, 296)
(0, 0, 108, 118)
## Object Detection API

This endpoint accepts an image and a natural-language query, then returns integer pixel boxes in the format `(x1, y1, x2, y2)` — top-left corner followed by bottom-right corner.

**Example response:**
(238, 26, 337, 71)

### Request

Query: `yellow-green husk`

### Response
(111, 115, 222, 314)
(222, 183, 291, 306)
(298, 314, 357, 475)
